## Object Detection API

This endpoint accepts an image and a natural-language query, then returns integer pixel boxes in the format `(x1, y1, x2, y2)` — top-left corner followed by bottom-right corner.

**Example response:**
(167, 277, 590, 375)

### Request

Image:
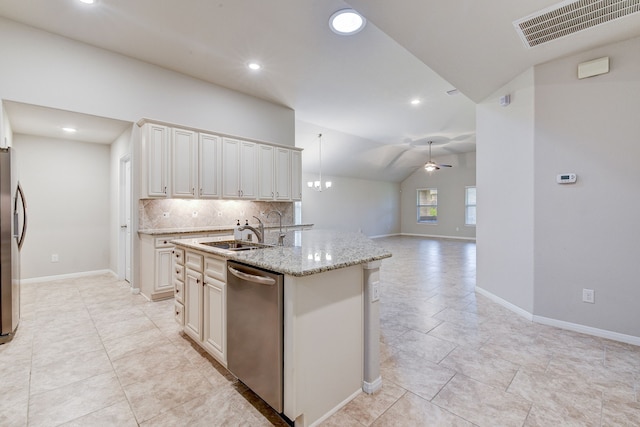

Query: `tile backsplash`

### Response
(139, 199, 294, 230)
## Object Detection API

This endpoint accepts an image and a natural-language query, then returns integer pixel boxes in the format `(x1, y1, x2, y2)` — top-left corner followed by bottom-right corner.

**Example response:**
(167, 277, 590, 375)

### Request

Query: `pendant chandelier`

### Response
(307, 133, 332, 191)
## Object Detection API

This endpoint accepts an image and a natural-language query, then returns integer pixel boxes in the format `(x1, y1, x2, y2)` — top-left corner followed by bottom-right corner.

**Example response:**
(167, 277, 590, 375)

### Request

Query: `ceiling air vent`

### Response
(513, 0, 640, 48)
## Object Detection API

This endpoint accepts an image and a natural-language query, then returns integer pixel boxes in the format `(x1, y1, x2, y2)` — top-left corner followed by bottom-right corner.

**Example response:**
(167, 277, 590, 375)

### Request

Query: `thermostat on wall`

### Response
(556, 173, 577, 184)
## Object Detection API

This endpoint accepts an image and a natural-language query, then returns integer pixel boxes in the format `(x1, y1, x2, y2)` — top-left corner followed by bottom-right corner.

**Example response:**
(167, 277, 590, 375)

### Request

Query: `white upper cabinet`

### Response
(144, 123, 169, 197)
(291, 150, 302, 201)
(222, 138, 257, 199)
(275, 147, 291, 200)
(198, 133, 221, 198)
(221, 138, 240, 198)
(171, 128, 198, 198)
(258, 144, 275, 200)
(141, 121, 299, 201)
(240, 141, 257, 198)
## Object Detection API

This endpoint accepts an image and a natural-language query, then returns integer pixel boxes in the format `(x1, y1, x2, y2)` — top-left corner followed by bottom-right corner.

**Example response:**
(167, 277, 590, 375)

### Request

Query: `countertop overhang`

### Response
(171, 229, 392, 277)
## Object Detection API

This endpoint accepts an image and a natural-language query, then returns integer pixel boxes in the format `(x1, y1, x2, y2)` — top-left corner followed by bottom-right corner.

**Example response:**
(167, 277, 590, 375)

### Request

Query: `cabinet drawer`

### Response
(174, 301, 184, 326)
(174, 263, 184, 281)
(185, 251, 203, 271)
(172, 248, 184, 265)
(174, 279, 184, 303)
(204, 256, 226, 282)
(155, 236, 175, 248)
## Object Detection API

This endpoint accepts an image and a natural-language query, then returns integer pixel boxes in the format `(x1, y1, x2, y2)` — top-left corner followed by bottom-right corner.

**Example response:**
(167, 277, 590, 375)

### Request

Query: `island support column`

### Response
(362, 261, 382, 394)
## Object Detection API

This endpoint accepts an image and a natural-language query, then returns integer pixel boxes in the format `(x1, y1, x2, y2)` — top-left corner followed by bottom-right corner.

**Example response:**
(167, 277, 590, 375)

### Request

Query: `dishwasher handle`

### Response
(228, 265, 276, 286)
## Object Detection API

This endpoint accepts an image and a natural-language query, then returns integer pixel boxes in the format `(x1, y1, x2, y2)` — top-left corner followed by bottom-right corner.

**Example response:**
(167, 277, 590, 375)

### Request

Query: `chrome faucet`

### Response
(238, 216, 264, 243)
(267, 210, 286, 246)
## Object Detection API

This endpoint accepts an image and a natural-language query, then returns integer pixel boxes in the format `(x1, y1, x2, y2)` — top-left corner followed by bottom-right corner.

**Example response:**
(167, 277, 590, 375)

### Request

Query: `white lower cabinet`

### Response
(140, 234, 180, 301)
(181, 250, 227, 366)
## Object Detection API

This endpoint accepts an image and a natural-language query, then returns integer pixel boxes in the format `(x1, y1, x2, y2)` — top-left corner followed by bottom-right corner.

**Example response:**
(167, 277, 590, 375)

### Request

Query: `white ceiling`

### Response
(1, 0, 639, 182)
(4, 101, 131, 144)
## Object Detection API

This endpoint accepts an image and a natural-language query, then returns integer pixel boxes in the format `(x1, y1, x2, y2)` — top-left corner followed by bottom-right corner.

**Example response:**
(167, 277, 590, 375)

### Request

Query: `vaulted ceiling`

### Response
(1, 0, 639, 181)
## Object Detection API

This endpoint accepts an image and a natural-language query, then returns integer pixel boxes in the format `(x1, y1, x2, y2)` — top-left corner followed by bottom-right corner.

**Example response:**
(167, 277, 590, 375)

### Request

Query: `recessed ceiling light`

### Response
(410, 99, 421, 105)
(62, 127, 77, 133)
(79, 0, 95, 4)
(247, 62, 262, 71)
(329, 9, 366, 35)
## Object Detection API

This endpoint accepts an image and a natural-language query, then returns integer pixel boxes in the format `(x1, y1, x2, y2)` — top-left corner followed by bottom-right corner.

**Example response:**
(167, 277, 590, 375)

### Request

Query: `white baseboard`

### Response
(400, 232, 476, 242)
(533, 315, 640, 346)
(475, 286, 640, 346)
(362, 376, 383, 394)
(475, 286, 533, 321)
(370, 233, 401, 239)
(21, 269, 117, 284)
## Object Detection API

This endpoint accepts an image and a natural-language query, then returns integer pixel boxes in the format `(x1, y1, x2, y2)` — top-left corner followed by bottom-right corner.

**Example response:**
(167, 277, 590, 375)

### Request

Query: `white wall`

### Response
(0, 18, 294, 147)
(400, 151, 476, 240)
(301, 174, 400, 237)
(476, 68, 535, 314)
(476, 36, 640, 339)
(14, 135, 111, 279)
(533, 36, 640, 337)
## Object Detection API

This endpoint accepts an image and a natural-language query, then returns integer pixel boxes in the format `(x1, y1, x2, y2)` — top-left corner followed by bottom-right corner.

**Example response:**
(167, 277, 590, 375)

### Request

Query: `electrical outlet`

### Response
(51, 254, 59, 263)
(162, 212, 170, 218)
(582, 288, 595, 304)
(371, 281, 380, 302)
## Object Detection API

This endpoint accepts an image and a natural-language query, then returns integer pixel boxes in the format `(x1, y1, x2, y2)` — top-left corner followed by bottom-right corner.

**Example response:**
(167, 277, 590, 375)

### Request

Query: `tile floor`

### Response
(1, 236, 639, 426)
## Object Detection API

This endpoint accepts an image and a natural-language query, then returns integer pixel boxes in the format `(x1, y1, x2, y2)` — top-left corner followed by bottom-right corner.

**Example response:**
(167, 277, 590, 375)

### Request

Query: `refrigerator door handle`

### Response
(14, 182, 27, 250)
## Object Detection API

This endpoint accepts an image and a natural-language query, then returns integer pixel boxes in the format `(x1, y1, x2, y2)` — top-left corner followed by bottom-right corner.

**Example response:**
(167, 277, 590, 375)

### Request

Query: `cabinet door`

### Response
(275, 147, 291, 200)
(203, 279, 226, 362)
(146, 124, 169, 197)
(239, 141, 257, 198)
(258, 144, 275, 200)
(184, 268, 204, 341)
(222, 138, 240, 198)
(171, 128, 197, 198)
(199, 133, 221, 198)
(154, 248, 174, 293)
(291, 150, 302, 201)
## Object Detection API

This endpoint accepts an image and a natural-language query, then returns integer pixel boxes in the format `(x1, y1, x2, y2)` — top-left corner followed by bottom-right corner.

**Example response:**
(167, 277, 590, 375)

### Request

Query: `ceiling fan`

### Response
(424, 141, 452, 172)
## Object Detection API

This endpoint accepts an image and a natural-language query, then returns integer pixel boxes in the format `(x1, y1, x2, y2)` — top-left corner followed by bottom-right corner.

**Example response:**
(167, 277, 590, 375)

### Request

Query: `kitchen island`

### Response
(171, 229, 391, 427)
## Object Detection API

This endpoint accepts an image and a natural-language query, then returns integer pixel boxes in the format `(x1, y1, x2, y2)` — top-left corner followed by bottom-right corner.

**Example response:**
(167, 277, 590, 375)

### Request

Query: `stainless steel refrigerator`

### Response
(1, 147, 27, 344)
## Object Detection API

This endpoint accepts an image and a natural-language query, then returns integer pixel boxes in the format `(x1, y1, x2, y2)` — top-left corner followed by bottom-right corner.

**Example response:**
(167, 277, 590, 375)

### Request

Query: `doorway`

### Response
(119, 154, 132, 283)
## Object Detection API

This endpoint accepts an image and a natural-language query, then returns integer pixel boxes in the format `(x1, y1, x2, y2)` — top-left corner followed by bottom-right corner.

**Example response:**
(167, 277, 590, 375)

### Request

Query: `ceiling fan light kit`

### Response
(424, 141, 452, 172)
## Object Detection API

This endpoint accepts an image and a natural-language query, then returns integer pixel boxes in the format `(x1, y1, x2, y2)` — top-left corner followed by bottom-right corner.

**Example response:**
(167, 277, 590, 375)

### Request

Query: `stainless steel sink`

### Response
(200, 240, 270, 251)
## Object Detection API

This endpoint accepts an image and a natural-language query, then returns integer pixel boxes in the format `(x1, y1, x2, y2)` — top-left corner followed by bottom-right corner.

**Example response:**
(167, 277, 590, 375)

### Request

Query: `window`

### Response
(417, 188, 437, 223)
(465, 187, 476, 225)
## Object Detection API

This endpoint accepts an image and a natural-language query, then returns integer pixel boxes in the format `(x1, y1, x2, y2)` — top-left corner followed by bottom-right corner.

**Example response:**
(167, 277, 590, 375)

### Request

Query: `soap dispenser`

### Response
(233, 220, 242, 240)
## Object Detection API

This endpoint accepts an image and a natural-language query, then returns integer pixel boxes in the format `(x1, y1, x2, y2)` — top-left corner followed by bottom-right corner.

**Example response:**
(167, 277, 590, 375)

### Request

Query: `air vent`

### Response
(514, 0, 640, 48)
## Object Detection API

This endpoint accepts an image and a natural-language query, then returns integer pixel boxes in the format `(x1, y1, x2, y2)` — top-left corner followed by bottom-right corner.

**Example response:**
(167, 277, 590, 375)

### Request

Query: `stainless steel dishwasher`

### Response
(227, 261, 284, 413)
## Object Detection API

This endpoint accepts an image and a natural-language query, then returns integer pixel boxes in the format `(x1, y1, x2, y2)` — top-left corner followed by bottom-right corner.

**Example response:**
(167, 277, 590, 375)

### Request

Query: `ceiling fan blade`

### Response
(438, 164, 453, 168)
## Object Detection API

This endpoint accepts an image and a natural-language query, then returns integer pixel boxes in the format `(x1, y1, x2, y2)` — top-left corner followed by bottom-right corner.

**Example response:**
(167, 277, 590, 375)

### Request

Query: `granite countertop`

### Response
(171, 229, 392, 277)
(138, 224, 313, 236)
